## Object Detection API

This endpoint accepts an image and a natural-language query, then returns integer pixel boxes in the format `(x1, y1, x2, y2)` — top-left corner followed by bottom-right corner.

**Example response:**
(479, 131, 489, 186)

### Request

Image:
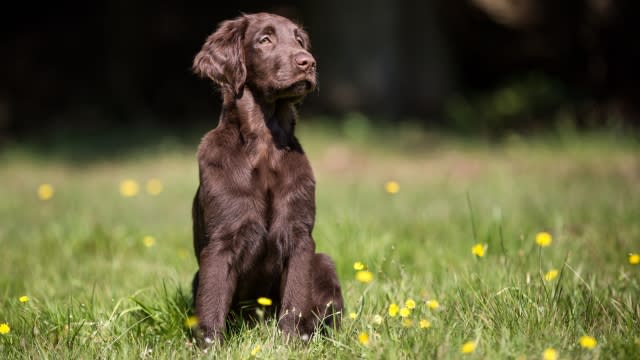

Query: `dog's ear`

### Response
(193, 16, 248, 96)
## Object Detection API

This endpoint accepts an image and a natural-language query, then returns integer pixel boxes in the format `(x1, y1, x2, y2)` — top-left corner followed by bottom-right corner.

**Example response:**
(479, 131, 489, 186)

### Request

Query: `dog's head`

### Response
(194, 13, 316, 103)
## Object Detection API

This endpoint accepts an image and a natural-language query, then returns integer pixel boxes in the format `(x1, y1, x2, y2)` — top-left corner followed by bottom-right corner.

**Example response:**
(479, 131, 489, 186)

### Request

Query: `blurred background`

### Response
(2, 0, 640, 143)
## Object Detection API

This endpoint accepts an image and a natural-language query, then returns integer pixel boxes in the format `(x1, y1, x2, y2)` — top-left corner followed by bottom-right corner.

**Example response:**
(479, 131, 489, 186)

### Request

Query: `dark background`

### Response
(2, 0, 640, 140)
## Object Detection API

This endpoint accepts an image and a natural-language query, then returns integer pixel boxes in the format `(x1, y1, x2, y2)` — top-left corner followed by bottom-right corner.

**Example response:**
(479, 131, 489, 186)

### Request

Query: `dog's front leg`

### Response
(195, 246, 237, 345)
(278, 239, 314, 340)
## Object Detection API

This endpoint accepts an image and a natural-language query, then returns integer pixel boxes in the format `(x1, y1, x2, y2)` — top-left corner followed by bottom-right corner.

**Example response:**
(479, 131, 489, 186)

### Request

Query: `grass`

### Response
(1, 123, 639, 359)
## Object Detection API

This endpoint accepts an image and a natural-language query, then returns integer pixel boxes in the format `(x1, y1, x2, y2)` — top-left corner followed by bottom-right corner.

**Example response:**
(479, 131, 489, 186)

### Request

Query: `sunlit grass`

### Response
(1, 126, 639, 358)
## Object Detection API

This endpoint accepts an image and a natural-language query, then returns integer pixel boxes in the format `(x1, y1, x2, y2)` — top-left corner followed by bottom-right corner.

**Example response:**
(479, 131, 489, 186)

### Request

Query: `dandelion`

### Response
(472, 243, 486, 257)
(461, 341, 477, 354)
(535, 231, 552, 247)
(19, 295, 29, 303)
(419, 319, 431, 329)
(353, 261, 365, 270)
(250, 345, 261, 356)
(384, 181, 400, 194)
(0, 323, 9, 335)
(543, 348, 558, 360)
(358, 332, 369, 345)
(184, 315, 198, 328)
(405, 298, 416, 309)
(579, 335, 597, 349)
(373, 314, 383, 325)
(629, 253, 640, 265)
(355, 270, 374, 283)
(402, 318, 413, 327)
(119, 179, 139, 197)
(143, 236, 156, 248)
(399, 307, 411, 318)
(257, 297, 272, 306)
(544, 269, 559, 281)
(388, 303, 399, 317)
(146, 179, 163, 195)
(37, 184, 54, 200)
(426, 299, 440, 309)
(349, 312, 357, 320)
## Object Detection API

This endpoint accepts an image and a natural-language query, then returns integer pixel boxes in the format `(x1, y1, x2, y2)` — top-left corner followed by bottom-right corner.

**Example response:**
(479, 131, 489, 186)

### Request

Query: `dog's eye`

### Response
(296, 36, 304, 47)
(258, 35, 271, 45)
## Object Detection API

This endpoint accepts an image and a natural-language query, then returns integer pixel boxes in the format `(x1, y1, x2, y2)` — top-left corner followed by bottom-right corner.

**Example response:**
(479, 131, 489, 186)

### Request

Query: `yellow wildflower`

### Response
(355, 270, 374, 283)
(373, 314, 383, 325)
(143, 236, 156, 248)
(399, 307, 411, 318)
(535, 232, 552, 247)
(353, 261, 365, 270)
(250, 345, 261, 356)
(358, 332, 369, 345)
(419, 319, 431, 329)
(37, 184, 54, 200)
(0, 323, 9, 335)
(543, 348, 558, 360)
(388, 303, 399, 317)
(119, 179, 139, 197)
(384, 181, 400, 194)
(426, 299, 440, 309)
(19, 296, 29, 303)
(349, 312, 357, 320)
(544, 269, 559, 281)
(629, 253, 640, 265)
(402, 318, 413, 327)
(461, 341, 477, 354)
(184, 315, 198, 328)
(146, 179, 163, 195)
(579, 335, 597, 349)
(472, 243, 486, 257)
(257, 297, 272, 306)
(405, 298, 416, 309)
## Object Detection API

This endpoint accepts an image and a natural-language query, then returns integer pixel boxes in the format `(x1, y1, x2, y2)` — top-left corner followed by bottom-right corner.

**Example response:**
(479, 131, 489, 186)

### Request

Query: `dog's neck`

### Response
(222, 87, 297, 149)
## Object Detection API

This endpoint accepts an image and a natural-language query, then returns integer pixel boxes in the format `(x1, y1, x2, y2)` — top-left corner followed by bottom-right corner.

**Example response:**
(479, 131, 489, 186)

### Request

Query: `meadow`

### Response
(1, 123, 639, 359)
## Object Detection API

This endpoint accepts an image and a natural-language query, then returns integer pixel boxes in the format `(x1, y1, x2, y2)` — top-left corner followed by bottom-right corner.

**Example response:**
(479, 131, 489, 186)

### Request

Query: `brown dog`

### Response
(191, 13, 343, 344)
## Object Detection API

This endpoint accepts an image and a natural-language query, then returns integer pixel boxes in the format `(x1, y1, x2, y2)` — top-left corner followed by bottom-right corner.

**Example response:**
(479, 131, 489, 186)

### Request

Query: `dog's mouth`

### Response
(276, 77, 316, 102)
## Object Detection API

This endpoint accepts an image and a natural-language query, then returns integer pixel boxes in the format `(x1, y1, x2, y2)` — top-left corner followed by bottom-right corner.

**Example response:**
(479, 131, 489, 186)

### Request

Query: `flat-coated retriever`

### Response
(191, 13, 343, 344)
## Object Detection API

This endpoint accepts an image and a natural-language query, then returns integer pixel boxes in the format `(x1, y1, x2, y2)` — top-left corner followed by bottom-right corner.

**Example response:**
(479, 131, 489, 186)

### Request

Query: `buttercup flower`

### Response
(536, 232, 552, 247)
(579, 335, 597, 349)
(461, 341, 477, 354)
(251, 345, 261, 356)
(257, 297, 272, 306)
(353, 261, 365, 270)
(349, 312, 357, 320)
(472, 243, 486, 257)
(37, 184, 54, 200)
(19, 295, 29, 303)
(119, 179, 139, 197)
(426, 299, 440, 309)
(544, 269, 559, 281)
(146, 179, 163, 195)
(399, 307, 411, 318)
(143, 236, 156, 248)
(0, 323, 9, 335)
(388, 303, 399, 317)
(184, 315, 198, 328)
(405, 298, 416, 309)
(419, 319, 431, 329)
(629, 253, 640, 265)
(358, 332, 369, 345)
(373, 314, 383, 325)
(543, 348, 558, 360)
(384, 181, 400, 194)
(402, 318, 413, 327)
(355, 270, 374, 283)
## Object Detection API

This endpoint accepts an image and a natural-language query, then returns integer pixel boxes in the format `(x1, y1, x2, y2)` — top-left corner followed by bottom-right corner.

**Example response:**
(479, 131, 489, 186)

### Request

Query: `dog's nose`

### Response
(294, 52, 315, 72)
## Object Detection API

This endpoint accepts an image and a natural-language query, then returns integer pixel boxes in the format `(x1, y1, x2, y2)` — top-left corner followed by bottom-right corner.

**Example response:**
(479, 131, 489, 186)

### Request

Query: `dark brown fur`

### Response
(191, 13, 343, 344)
